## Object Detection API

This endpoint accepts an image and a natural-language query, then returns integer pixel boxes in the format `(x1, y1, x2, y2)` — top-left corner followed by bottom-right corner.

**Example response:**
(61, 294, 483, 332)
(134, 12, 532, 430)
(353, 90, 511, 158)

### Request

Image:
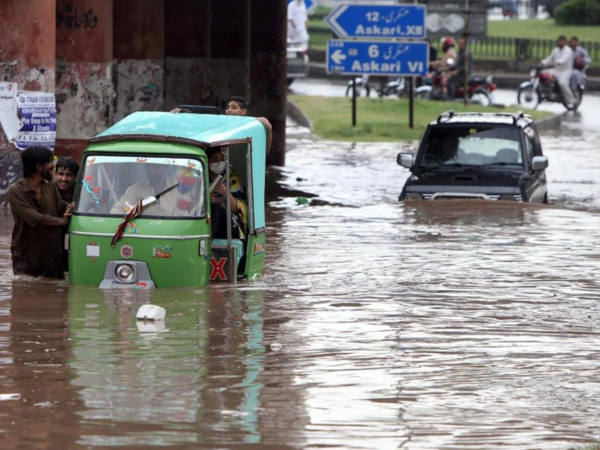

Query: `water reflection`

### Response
(0, 282, 82, 449)
(2, 128, 600, 449)
(67, 287, 271, 447)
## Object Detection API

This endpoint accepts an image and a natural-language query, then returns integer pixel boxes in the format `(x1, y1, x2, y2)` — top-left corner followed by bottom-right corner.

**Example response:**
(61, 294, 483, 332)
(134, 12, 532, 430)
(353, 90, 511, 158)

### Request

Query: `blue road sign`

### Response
(326, 4, 426, 39)
(288, 0, 315, 13)
(327, 40, 429, 76)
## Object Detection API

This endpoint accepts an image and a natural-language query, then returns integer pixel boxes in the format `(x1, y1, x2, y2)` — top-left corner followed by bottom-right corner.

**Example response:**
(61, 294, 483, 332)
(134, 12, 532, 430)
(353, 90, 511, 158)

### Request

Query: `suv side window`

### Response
(524, 125, 543, 156)
(524, 134, 535, 163)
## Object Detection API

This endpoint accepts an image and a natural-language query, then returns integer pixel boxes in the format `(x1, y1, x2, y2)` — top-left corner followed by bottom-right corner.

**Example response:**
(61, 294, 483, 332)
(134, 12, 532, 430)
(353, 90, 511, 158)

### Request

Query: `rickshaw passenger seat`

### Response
(211, 239, 245, 266)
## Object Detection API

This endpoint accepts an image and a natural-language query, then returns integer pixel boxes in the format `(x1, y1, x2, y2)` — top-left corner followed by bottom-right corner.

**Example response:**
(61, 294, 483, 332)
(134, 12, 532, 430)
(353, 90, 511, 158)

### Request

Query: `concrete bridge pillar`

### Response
(250, 0, 288, 166)
(0, 0, 56, 206)
(164, 0, 212, 110)
(210, 0, 250, 110)
(55, 0, 114, 161)
(113, 0, 165, 122)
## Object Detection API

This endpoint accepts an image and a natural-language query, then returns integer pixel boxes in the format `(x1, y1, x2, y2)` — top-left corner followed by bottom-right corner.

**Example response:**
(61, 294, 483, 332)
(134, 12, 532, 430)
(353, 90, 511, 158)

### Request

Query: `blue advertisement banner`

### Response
(16, 92, 57, 151)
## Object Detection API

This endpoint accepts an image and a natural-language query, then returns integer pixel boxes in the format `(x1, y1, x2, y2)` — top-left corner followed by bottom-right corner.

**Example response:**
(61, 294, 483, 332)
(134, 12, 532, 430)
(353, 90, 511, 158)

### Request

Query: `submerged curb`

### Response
(287, 99, 313, 131)
(534, 113, 562, 132)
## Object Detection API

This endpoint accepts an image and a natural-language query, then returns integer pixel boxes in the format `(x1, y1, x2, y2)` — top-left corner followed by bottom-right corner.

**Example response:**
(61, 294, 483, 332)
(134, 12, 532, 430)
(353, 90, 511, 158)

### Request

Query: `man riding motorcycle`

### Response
(446, 34, 473, 100)
(429, 37, 457, 99)
(569, 36, 592, 94)
(541, 35, 575, 109)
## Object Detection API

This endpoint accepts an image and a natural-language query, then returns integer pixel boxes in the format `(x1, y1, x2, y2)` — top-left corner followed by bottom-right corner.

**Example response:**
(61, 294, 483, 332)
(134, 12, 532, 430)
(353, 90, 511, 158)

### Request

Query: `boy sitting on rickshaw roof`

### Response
(171, 96, 273, 153)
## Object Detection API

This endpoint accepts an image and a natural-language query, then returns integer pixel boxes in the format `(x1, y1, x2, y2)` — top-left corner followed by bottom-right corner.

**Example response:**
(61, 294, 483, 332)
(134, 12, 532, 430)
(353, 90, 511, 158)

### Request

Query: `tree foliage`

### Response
(555, 0, 600, 25)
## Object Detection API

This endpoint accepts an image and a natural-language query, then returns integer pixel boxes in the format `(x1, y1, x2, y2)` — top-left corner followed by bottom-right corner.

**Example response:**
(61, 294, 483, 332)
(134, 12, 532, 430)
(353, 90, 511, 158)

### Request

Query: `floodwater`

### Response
(1, 125, 600, 449)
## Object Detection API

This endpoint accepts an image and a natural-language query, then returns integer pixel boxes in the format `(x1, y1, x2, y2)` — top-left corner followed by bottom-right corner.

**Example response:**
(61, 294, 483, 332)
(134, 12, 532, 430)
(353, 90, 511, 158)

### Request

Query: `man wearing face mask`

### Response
(208, 147, 247, 240)
(8, 146, 73, 279)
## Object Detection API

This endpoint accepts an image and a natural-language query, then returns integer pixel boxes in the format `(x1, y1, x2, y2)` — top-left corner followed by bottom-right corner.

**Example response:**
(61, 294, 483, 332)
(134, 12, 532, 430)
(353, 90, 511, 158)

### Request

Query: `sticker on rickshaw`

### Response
(152, 245, 173, 259)
(210, 257, 227, 281)
(120, 245, 133, 259)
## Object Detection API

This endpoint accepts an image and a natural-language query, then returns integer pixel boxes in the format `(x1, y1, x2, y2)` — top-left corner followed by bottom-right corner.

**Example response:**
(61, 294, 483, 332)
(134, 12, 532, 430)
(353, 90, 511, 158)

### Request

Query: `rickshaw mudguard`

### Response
(69, 215, 211, 288)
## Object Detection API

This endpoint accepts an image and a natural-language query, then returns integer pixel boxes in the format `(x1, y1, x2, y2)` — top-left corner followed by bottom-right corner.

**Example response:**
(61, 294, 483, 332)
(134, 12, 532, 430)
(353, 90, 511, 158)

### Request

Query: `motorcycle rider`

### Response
(542, 35, 575, 109)
(430, 37, 457, 99)
(569, 36, 592, 94)
(447, 34, 473, 100)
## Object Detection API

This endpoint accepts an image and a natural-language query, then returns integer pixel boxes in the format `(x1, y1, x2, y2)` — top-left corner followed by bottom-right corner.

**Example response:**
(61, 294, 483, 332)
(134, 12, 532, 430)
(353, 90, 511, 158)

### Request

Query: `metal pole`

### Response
(409, 77, 414, 129)
(464, 0, 470, 106)
(224, 146, 232, 249)
(352, 77, 357, 127)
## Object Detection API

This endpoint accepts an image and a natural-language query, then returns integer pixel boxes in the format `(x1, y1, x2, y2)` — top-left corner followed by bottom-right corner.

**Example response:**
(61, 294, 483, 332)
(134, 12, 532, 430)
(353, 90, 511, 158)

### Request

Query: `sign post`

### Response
(326, 4, 428, 128)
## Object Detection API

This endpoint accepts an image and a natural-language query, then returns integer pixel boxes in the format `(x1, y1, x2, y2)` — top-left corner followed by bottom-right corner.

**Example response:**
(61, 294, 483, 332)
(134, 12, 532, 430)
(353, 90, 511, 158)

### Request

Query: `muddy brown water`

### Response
(1, 130, 600, 449)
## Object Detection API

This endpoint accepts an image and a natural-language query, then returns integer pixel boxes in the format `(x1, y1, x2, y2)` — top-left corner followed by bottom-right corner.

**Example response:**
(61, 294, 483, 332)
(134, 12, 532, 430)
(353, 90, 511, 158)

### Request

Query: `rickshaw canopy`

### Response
(88, 112, 267, 231)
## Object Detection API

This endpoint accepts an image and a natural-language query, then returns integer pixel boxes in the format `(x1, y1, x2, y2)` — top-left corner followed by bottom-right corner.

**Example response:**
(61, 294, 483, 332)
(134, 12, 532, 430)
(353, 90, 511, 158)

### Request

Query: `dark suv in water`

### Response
(397, 111, 549, 203)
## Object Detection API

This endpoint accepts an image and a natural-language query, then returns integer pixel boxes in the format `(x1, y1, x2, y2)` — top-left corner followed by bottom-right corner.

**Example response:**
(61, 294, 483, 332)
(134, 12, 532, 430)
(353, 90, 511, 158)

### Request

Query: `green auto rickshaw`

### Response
(68, 110, 267, 288)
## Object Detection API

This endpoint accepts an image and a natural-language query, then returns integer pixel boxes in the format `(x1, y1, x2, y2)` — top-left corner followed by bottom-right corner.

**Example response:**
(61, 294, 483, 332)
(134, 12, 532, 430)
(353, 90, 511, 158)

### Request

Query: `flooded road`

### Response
(2, 124, 600, 449)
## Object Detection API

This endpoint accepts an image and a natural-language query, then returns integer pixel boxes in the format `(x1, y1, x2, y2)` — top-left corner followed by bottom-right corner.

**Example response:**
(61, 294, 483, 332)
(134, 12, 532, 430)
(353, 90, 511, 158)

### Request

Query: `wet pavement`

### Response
(2, 100, 600, 449)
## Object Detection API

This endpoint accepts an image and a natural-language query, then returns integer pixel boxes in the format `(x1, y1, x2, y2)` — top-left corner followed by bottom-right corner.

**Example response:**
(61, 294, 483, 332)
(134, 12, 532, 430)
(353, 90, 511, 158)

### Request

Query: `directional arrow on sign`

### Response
(331, 49, 346, 65)
(326, 4, 426, 39)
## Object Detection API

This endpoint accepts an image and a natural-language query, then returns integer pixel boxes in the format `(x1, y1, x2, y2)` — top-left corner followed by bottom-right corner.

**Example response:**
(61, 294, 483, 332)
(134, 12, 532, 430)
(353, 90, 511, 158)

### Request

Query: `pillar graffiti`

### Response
(210, 0, 251, 111)
(0, 0, 56, 206)
(164, 0, 212, 110)
(113, 0, 165, 122)
(55, 0, 114, 161)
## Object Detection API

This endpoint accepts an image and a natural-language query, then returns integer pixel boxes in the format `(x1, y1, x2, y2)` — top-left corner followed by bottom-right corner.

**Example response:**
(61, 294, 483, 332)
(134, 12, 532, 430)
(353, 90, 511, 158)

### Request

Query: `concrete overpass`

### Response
(0, 0, 288, 206)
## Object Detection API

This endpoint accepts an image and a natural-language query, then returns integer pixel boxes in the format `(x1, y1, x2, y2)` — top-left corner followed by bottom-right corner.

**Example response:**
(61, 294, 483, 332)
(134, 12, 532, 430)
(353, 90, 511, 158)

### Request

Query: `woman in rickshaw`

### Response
(208, 147, 247, 240)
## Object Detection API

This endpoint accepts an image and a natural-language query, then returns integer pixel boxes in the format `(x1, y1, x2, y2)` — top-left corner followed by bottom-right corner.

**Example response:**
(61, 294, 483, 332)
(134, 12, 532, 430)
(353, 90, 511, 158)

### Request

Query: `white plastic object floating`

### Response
(136, 304, 166, 321)
(0, 393, 22, 401)
(136, 321, 166, 333)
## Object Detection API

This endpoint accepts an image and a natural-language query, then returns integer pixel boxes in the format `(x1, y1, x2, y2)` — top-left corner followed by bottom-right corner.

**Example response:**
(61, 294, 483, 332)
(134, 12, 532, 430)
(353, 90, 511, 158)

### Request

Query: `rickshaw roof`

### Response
(91, 112, 266, 148)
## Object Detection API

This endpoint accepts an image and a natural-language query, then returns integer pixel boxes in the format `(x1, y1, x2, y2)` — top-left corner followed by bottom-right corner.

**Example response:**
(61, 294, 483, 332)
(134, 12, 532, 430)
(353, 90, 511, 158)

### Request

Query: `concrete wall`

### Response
(250, 0, 288, 166)
(56, 0, 114, 161)
(0, 0, 288, 206)
(113, 0, 165, 122)
(0, 0, 56, 206)
(164, 0, 212, 110)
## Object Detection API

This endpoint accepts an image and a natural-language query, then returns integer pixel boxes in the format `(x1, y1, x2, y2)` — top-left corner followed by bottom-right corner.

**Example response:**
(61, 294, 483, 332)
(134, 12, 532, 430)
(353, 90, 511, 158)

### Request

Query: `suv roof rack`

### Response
(436, 109, 454, 123)
(433, 110, 531, 126)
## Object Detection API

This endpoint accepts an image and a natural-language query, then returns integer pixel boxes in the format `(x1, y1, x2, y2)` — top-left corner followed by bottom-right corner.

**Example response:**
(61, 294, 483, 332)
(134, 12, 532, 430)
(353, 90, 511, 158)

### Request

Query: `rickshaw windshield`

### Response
(74, 155, 206, 218)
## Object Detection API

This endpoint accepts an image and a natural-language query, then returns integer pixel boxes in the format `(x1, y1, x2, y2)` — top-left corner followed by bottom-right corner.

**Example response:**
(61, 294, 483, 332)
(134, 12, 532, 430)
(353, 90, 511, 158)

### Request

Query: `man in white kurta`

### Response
(288, 0, 309, 45)
(542, 36, 575, 108)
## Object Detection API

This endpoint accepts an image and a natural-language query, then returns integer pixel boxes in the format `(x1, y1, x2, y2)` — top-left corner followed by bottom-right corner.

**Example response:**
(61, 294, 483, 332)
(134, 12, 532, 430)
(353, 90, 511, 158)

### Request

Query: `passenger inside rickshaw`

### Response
(207, 147, 247, 240)
(75, 156, 205, 218)
(206, 144, 251, 270)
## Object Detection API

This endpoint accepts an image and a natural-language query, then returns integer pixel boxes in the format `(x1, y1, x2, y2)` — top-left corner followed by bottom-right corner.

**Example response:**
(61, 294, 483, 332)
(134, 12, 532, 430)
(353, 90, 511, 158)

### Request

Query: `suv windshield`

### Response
(74, 155, 205, 218)
(419, 126, 523, 169)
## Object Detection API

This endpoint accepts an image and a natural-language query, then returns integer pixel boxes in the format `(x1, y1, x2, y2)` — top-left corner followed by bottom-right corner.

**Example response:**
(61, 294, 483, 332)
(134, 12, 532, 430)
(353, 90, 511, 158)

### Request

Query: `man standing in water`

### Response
(54, 157, 80, 271)
(8, 146, 73, 279)
(54, 157, 79, 202)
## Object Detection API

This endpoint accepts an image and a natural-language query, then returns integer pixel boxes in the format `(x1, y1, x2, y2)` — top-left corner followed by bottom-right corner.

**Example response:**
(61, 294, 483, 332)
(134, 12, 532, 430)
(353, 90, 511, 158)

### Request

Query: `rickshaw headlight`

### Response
(115, 264, 135, 283)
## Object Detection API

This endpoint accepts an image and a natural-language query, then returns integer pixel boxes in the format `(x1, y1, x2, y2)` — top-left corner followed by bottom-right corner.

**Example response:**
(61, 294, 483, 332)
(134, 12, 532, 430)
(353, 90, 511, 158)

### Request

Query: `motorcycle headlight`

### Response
(486, 75, 493, 84)
(530, 69, 537, 78)
(405, 193, 424, 201)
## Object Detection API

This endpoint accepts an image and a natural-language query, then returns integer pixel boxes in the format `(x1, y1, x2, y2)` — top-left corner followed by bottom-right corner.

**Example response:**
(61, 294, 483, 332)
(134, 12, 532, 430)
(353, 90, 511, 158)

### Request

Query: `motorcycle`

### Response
(517, 64, 584, 111)
(415, 66, 496, 106)
(345, 76, 407, 98)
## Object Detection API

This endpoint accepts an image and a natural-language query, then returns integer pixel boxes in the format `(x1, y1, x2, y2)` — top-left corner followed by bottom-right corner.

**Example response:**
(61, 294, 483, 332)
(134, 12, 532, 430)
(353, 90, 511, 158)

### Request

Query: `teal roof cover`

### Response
(96, 111, 264, 145)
